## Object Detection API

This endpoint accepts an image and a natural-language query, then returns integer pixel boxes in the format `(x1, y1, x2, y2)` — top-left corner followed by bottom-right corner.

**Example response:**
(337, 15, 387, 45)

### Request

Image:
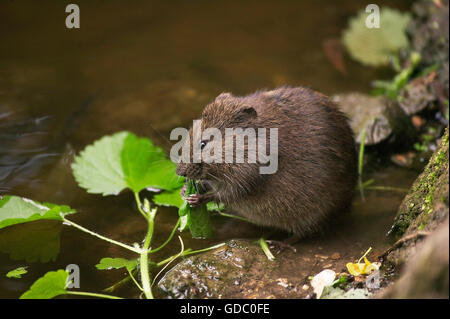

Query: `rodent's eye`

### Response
(200, 140, 208, 150)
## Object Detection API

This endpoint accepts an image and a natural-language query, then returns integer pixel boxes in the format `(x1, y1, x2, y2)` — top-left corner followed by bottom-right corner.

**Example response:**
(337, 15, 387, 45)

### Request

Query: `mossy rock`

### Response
(389, 127, 449, 240)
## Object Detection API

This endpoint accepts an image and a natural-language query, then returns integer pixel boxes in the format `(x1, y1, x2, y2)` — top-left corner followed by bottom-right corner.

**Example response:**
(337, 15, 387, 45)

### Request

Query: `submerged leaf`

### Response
(0, 221, 62, 263)
(20, 270, 68, 299)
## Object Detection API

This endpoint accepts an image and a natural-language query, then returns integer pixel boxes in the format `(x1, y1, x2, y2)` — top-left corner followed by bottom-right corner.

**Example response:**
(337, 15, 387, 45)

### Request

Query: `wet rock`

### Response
(156, 239, 303, 299)
(333, 92, 412, 145)
(157, 240, 276, 298)
(377, 218, 449, 299)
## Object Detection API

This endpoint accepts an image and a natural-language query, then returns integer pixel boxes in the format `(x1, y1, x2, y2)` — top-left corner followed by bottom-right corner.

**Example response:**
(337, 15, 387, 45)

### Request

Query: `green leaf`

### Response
(206, 201, 225, 212)
(6, 266, 28, 278)
(96, 257, 137, 272)
(153, 188, 184, 208)
(342, 7, 411, 66)
(189, 204, 213, 239)
(72, 131, 129, 196)
(143, 159, 185, 191)
(20, 270, 68, 299)
(121, 133, 165, 192)
(0, 196, 76, 230)
(72, 131, 184, 196)
(178, 180, 214, 239)
(179, 214, 190, 232)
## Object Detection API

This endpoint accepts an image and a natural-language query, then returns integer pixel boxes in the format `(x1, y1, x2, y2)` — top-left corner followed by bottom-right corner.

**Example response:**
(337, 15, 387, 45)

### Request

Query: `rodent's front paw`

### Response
(186, 194, 202, 207)
(180, 184, 187, 198)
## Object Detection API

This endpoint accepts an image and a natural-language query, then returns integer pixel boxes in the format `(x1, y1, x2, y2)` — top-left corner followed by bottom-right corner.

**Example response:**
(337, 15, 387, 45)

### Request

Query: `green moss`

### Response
(390, 127, 449, 237)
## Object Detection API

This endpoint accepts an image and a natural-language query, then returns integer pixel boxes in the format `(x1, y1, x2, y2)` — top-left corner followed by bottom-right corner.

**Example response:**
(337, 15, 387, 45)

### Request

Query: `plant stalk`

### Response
(66, 291, 122, 299)
(134, 192, 155, 299)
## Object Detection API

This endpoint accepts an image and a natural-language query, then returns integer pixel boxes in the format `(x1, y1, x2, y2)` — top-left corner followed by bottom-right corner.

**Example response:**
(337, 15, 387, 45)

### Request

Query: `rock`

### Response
(398, 73, 438, 115)
(331, 252, 341, 260)
(407, 0, 449, 103)
(157, 240, 286, 299)
(333, 93, 412, 145)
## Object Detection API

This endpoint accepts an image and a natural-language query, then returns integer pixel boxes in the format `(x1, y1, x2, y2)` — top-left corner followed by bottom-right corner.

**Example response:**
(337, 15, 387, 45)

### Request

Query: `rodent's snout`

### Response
(176, 162, 203, 179)
(175, 164, 187, 177)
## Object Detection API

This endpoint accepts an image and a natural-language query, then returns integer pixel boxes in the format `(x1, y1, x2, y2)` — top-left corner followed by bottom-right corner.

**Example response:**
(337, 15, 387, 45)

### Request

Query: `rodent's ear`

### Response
(233, 106, 257, 122)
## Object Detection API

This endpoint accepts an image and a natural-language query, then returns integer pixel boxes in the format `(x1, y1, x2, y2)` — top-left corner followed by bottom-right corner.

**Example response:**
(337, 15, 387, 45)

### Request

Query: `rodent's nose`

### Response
(176, 165, 187, 177)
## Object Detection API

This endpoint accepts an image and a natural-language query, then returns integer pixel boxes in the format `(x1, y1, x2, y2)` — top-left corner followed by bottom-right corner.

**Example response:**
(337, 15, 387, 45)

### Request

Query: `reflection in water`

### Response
(0, 221, 62, 263)
(0, 0, 412, 298)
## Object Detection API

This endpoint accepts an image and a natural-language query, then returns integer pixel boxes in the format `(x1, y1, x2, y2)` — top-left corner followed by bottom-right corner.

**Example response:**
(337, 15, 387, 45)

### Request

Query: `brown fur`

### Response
(176, 86, 357, 238)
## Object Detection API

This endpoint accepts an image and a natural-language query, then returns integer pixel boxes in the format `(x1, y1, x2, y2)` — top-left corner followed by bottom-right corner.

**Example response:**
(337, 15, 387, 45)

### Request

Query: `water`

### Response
(0, 0, 413, 298)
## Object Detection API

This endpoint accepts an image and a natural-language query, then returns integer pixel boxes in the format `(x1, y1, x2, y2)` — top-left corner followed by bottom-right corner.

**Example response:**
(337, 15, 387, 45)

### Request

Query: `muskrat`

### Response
(176, 86, 357, 238)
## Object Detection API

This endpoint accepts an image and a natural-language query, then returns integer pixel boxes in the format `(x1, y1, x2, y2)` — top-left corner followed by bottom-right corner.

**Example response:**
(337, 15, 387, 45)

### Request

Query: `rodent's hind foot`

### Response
(266, 239, 297, 253)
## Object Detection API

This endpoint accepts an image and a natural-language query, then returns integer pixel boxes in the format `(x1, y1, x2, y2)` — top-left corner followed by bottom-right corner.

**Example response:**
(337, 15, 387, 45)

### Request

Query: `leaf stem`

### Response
(66, 291, 122, 299)
(127, 268, 143, 292)
(155, 242, 225, 267)
(364, 186, 409, 193)
(217, 211, 251, 223)
(258, 238, 275, 261)
(61, 215, 141, 254)
(134, 191, 149, 220)
(152, 235, 185, 287)
(134, 192, 155, 299)
(358, 128, 367, 201)
(148, 218, 181, 254)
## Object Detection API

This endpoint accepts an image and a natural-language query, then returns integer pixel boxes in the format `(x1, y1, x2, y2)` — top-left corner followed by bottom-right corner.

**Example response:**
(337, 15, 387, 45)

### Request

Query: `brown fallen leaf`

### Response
(322, 38, 347, 75)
